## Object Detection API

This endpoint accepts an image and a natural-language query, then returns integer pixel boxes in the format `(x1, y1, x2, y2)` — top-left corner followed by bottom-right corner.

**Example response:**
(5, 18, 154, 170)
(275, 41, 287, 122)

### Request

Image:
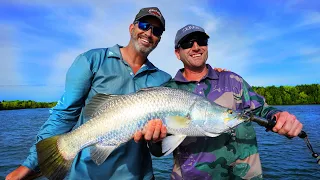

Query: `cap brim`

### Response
(179, 31, 209, 44)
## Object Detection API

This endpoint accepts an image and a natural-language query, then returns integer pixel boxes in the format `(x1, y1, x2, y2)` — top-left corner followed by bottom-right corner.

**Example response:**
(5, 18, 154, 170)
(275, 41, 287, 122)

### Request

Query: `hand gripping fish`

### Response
(36, 87, 249, 180)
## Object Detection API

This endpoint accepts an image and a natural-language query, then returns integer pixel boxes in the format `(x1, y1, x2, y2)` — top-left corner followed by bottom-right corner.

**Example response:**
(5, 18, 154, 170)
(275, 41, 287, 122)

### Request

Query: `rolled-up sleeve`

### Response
(22, 54, 93, 170)
(242, 80, 281, 120)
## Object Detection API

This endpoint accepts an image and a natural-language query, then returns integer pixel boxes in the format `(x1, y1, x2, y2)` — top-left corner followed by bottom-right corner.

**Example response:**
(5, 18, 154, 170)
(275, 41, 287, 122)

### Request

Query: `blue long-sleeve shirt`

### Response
(22, 44, 171, 180)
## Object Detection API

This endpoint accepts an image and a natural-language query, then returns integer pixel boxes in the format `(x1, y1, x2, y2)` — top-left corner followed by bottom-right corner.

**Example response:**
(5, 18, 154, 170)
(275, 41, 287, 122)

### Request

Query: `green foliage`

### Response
(1, 84, 319, 109)
(252, 84, 320, 105)
(0, 100, 57, 110)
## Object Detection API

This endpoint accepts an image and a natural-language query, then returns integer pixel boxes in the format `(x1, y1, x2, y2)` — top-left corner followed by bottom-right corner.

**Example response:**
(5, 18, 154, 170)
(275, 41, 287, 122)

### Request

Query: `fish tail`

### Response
(36, 135, 73, 180)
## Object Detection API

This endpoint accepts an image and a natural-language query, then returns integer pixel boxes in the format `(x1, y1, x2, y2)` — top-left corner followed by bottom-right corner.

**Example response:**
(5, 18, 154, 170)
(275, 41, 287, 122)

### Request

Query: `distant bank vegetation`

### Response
(0, 100, 57, 110)
(0, 84, 319, 110)
(252, 84, 320, 105)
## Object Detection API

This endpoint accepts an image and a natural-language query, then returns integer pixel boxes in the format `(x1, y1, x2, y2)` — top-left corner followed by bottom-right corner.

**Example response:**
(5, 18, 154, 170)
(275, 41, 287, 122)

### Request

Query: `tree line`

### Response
(0, 84, 319, 110)
(0, 100, 57, 110)
(252, 84, 320, 105)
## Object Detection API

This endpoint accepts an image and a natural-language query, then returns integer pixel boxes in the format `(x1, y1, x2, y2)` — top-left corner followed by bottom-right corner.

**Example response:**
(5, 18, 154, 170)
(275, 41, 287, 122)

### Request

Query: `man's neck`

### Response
(183, 65, 208, 82)
(120, 44, 147, 74)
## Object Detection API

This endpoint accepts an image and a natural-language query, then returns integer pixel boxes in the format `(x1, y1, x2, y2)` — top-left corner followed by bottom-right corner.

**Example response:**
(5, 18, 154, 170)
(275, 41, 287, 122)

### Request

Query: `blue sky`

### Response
(1, 0, 319, 101)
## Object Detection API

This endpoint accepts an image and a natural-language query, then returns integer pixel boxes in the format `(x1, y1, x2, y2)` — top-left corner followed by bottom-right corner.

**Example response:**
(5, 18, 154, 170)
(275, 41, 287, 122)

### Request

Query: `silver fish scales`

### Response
(36, 87, 248, 180)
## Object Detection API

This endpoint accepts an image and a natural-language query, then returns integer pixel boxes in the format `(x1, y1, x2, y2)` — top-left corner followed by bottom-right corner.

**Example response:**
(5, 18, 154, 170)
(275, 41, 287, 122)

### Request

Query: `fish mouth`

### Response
(224, 109, 251, 122)
(237, 110, 255, 121)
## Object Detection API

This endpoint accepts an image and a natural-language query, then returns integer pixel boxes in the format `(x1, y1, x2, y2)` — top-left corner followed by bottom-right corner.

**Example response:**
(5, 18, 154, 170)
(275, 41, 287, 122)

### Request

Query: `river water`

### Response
(0, 105, 319, 179)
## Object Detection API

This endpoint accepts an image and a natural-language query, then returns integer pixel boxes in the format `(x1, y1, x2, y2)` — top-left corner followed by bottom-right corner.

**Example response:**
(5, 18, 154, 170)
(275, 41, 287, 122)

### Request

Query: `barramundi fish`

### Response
(36, 87, 249, 179)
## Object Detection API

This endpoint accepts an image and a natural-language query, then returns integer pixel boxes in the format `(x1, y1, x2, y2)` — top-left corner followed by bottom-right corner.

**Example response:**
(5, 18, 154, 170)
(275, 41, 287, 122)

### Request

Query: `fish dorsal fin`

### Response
(84, 93, 118, 120)
(90, 142, 119, 165)
(162, 135, 187, 156)
(137, 87, 161, 92)
(165, 115, 191, 129)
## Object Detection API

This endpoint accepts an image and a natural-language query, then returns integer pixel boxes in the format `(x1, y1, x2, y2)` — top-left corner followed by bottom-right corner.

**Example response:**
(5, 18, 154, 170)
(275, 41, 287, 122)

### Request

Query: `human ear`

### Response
(129, 24, 134, 34)
(174, 49, 181, 60)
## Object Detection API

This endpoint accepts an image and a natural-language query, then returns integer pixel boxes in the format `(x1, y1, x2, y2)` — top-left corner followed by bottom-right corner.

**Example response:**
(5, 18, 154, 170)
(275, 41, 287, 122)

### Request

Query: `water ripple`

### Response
(0, 106, 319, 179)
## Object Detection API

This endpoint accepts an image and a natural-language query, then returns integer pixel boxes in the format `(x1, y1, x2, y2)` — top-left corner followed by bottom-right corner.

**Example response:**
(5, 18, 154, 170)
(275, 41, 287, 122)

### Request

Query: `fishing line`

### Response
(301, 132, 320, 164)
(241, 110, 320, 165)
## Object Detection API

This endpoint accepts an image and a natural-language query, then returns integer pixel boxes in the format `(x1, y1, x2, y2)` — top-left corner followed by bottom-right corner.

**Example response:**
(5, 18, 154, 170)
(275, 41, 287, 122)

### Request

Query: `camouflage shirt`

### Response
(164, 64, 281, 180)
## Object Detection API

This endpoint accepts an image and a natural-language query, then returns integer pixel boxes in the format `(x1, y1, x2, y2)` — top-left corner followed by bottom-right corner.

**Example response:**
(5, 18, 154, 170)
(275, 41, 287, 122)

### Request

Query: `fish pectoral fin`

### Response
(165, 116, 191, 129)
(84, 93, 119, 120)
(162, 135, 187, 156)
(90, 143, 118, 165)
(195, 125, 220, 137)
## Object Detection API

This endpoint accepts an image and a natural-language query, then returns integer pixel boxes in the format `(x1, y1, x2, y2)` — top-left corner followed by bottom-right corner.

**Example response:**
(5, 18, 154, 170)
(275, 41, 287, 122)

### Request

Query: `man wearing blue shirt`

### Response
(6, 7, 171, 180)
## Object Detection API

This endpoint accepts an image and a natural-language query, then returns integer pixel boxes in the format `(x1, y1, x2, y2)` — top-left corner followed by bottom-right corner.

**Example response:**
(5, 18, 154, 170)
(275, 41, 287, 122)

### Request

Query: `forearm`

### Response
(242, 81, 281, 120)
(22, 53, 93, 170)
(251, 103, 282, 120)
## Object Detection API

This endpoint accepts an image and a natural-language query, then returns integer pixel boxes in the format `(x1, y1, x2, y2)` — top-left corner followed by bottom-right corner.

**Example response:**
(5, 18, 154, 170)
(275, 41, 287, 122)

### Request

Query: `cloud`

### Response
(0, 24, 23, 86)
(1, 0, 269, 92)
(297, 11, 320, 27)
(247, 70, 320, 87)
(187, 6, 220, 33)
(46, 0, 223, 86)
(298, 47, 320, 56)
(2, 0, 320, 101)
(306, 56, 320, 65)
(47, 49, 85, 87)
(246, 74, 303, 87)
(0, 24, 57, 101)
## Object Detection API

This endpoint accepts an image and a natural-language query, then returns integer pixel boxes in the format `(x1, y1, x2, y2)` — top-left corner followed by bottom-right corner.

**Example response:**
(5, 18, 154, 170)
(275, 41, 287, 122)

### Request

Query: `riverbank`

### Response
(1, 83, 319, 110)
(0, 100, 57, 110)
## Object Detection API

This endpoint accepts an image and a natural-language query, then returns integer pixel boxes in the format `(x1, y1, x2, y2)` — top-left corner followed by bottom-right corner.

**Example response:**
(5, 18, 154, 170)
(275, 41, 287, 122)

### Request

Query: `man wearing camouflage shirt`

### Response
(148, 24, 303, 179)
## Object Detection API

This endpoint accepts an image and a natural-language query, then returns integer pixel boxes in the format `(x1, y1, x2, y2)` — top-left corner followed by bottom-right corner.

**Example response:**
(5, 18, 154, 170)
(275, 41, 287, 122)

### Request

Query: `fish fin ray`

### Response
(138, 87, 161, 92)
(36, 135, 74, 180)
(90, 143, 118, 165)
(84, 93, 118, 119)
(162, 135, 187, 156)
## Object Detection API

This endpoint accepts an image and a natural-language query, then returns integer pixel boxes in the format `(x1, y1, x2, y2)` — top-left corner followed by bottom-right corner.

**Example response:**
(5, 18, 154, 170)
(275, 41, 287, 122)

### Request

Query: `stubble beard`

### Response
(131, 28, 156, 56)
(184, 54, 208, 71)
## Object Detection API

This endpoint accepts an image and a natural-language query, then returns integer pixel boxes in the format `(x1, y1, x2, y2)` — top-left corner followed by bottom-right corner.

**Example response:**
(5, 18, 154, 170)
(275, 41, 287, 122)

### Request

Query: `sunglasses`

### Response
(178, 39, 208, 49)
(135, 21, 164, 37)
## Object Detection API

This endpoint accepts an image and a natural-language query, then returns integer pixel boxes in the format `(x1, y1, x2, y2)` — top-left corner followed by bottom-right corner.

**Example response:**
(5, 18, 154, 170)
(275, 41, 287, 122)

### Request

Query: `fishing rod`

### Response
(241, 111, 320, 165)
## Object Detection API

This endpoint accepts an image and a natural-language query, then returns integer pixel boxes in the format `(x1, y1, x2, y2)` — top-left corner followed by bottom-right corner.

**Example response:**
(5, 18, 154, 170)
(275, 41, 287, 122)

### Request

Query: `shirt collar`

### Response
(174, 64, 219, 82)
(107, 44, 158, 71)
(107, 44, 123, 59)
(143, 60, 158, 71)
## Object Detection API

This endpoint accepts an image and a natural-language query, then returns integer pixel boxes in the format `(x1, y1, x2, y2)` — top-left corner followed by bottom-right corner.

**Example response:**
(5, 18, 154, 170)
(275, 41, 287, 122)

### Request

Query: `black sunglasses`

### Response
(135, 21, 164, 37)
(178, 39, 208, 49)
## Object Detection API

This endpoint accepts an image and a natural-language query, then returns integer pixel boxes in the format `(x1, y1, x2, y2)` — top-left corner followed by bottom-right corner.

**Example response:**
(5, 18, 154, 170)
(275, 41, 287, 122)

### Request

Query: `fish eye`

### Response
(227, 109, 233, 114)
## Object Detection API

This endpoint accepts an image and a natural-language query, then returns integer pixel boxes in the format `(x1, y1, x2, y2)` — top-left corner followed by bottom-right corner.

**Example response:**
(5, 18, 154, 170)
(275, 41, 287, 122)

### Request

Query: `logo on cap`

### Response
(182, 25, 201, 32)
(148, 9, 161, 17)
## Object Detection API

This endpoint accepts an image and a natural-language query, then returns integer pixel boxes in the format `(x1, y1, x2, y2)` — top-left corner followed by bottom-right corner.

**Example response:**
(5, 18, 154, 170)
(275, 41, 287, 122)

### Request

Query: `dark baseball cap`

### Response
(175, 24, 209, 49)
(133, 7, 165, 30)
